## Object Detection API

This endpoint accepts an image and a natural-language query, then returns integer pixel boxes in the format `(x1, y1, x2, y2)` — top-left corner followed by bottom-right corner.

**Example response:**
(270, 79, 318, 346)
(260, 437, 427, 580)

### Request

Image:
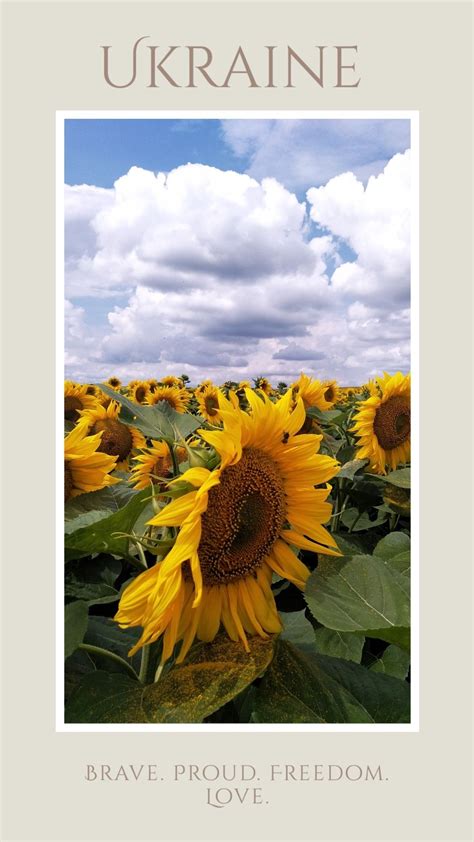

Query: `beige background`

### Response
(1, 1, 472, 840)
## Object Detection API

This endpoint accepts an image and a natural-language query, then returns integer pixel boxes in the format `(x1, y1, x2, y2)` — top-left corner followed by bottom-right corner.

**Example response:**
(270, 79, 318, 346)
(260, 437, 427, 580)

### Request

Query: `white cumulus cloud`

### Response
(64, 152, 412, 385)
(307, 150, 411, 306)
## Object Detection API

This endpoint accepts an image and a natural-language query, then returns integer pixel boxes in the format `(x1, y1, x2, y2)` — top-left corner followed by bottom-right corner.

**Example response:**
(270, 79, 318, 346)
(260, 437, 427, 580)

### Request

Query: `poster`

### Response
(1, 1, 472, 840)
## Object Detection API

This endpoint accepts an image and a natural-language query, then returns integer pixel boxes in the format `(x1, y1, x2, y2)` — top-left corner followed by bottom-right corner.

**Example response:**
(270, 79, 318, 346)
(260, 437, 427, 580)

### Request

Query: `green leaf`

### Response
(64, 601, 89, 658)
(337, 459, 368, 480)
(332, 534, 367, 558)
(84, 616, 141, 662)
(370, 644, 410, 680)
(305, 554, 410, 651)
(144, 636, 275, 723)
(307, 407, 343, 423)
(374, 533, 410, 576)
(313, 628, 364, 663)
(280, 611, 317, 653)
(254, 641, 410, 723)
(97, 384, 201, 442)
(64, 484, 137, 530)
(84, 616, 143, 675)
(340, 507, 388, 531)
(66, 635, 275, 724)
(370, 467, 411, 488)
(153, 399, 204, 441)
(65, 557, 122, 605)
(64, 488, 151, 562)
(336, 445, 356, 464)
(66, 672, 149, 724)
(130, 499, 156, 540)
(384, 551, 410, 576)
(65, 648, 96, 702)
(65, 581, 119, 605)
(374, 532, 410, 560)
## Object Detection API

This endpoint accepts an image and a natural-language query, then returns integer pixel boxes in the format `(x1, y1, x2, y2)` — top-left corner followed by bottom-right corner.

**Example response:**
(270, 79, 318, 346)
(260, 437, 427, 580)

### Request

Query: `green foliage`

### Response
(280, 610, 317, 652)
(305, 553, 410, 651)
(340, 507, 388, 531)
(374, 531, 410, 559)
(370, 467, 411, 488)
(64, 484, 137, 526)
(64, 601, 89, 658)
(313, 628, 364, 663)
(65, 557, 122, 605)
(65, 487, 151, 562)
(337, 459, 368, 479)
(253, 641, 410, 723)
(63, 379, 411, 725)
(370, 645, 410, 680)
(97, 384, 202, 441)
(66, 636, 275, 724)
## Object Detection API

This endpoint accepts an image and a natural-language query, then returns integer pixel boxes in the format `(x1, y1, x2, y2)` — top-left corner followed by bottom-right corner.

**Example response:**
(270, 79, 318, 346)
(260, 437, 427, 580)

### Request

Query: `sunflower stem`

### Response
(134, 537, 148, 568)
(389, 513, 400, 531)
(348, 509, 363, 533)
(332, 496, 349, 532)
(78, 644, 138, 681)
(138, 644, 151, 684)
(170, 444, 180, 478)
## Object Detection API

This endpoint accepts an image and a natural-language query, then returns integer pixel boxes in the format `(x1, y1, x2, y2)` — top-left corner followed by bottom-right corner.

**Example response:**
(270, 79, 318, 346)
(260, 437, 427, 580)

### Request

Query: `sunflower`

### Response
(77, 401, 146, 470)
(84, 384, 105, 400)
(364, 379, 380, 398)
(64, 425, 119, 503)
(196, 384, 224, 424)
(351, 371, 411, 475)
(161, 375, 184, 388)
(147, 379, 160, 393)
(83, 384, 112, 406)
(254, 377, 273, 396)
(128, 381, 150, 405)
(64, 381, 99, 423)
(106, 377, 122, 390)
(145, 385, 190, 414)
(115, 388, 340, 663)
(195, 379, 213, 395)
(291, 373, 327, 411)
(321, 380, 340, 409)
(130, 440, 189, 490)
(130, 440, 173, 490)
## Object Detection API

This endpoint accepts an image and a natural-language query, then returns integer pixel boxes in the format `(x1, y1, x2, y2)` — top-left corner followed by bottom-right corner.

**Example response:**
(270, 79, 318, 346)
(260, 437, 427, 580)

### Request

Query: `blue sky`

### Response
(65, 120, 241, 189)
(64, 118, 411, 385)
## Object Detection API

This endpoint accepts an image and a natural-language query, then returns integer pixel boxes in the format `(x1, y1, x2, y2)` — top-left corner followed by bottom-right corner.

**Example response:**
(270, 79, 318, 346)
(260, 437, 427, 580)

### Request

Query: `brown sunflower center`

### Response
(64, 395, 83, 422)
(373, 395, 411, 450)
(197, 447, 286, 585)
(135, 386, 147, 403)
(92, 418, 133, 461)
(204, 394, 219, 417)
(324, 385, 335, 402)
(152, 455, 172, 481)
(109, 379, 120, 388)
(64, 462, 73, 503)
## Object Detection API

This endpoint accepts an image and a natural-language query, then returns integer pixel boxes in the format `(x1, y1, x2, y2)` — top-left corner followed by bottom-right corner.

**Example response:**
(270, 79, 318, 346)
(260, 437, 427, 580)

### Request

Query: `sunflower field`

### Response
(64, 372, 412, 724)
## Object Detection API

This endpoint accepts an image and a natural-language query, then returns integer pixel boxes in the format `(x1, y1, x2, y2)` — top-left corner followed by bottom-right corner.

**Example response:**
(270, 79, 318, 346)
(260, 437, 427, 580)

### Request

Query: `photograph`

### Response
(62, 115, 414, 726)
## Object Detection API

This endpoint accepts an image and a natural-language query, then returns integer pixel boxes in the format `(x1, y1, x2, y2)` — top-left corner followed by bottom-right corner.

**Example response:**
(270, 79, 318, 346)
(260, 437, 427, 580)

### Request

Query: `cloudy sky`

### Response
(64, 118, 412, 386)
